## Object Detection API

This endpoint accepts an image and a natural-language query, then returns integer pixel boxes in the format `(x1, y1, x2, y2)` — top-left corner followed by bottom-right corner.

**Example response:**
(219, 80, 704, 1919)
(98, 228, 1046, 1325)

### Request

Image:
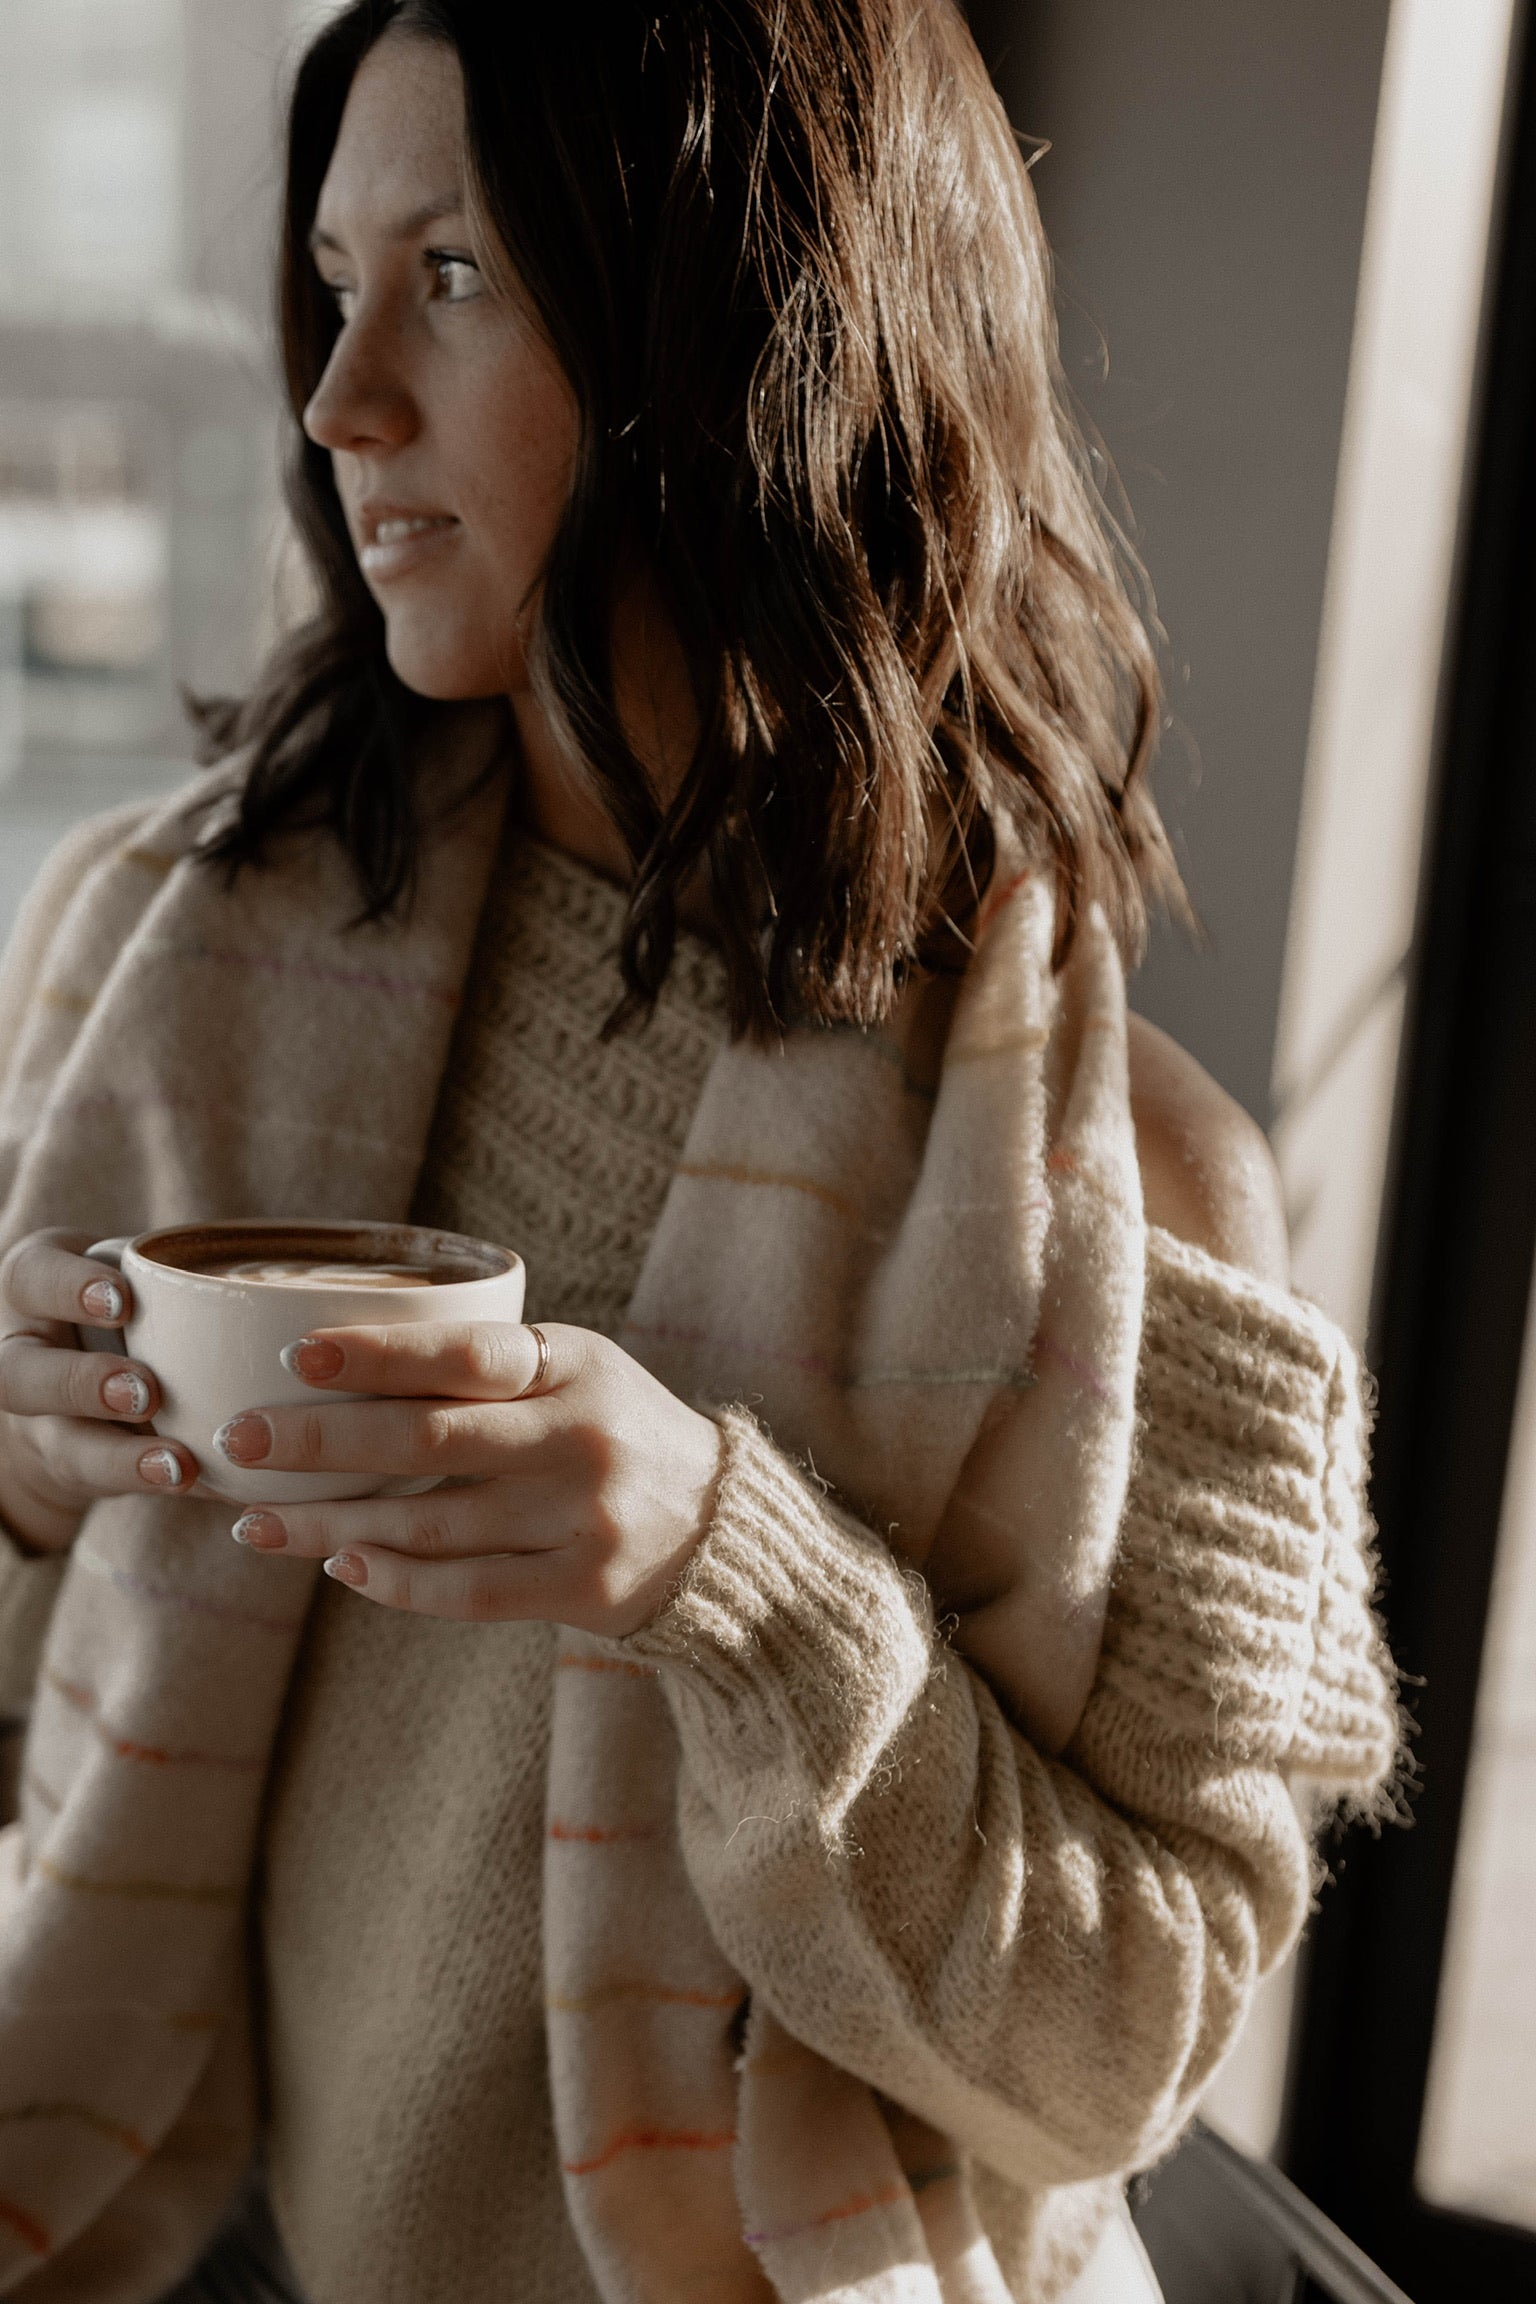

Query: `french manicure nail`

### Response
(138, 1445, 185, 1490)
(281, 1336, 345, 1382)
(214, 1412, 273, 1465)
(232, 1511, 287, 1551)
(323, 1552, 367, 1588)
(81, 1279, 125, 1323)
(102, 1370, 151, 1418)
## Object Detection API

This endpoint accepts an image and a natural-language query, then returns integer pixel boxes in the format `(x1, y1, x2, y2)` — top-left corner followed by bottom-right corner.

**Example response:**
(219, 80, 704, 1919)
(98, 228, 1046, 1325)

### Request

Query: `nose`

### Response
(302, 305, 418, 455)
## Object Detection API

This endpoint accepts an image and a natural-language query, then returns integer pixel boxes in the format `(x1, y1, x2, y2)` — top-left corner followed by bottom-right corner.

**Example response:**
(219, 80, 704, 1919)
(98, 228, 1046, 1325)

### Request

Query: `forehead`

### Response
(314, 31, 468, 239)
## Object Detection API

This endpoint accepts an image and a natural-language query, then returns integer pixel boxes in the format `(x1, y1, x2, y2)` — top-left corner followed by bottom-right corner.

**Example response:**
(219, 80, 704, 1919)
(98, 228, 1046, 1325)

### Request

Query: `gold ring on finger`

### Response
(516, 1324, 551, 1400)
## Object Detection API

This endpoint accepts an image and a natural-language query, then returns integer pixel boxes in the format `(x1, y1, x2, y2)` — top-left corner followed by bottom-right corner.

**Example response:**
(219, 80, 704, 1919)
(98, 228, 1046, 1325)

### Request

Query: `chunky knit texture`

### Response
(260, 832, 726, 2304)
(0, 735, 1399, 2303)
(413, 829, 728, 1335)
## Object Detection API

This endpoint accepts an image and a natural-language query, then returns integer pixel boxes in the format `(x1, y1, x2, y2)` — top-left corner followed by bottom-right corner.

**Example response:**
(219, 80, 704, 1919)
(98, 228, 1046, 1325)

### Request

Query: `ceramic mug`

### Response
(84, 1219, 526, 1506)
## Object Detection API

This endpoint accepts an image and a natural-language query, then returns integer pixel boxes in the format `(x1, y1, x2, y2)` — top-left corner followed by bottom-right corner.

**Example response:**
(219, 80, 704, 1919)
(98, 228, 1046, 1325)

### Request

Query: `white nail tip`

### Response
(139, 1447, 184, 1488)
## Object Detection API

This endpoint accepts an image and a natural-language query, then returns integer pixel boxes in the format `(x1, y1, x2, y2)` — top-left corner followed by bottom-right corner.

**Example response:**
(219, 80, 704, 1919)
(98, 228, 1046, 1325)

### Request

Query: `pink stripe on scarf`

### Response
(146, 936, 461, 1009)
(73, 1546, 307, 1636)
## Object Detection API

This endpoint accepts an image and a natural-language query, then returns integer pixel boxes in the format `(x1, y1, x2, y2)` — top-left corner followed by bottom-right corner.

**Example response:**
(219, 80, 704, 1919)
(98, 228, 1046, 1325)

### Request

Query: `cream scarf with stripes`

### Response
(0, 737, 1141, 2302)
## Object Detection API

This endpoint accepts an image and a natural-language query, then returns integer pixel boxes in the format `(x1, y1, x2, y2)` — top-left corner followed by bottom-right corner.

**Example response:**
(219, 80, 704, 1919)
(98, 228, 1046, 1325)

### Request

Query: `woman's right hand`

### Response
(0, 1229, 199, 1557)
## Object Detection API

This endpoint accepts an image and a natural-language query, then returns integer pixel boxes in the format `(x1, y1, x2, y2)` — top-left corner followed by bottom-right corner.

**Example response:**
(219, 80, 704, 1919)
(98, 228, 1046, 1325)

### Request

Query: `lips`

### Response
(355, 507, 461, 582)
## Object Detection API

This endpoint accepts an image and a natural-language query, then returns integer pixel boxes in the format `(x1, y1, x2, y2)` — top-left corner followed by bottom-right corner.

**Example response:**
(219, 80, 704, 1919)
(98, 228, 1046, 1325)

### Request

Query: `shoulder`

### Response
(0, 794, 161, 997)
(0, 762, 247, 1076)
(1126, 1012, 1289, 1288)
(0, 797, 163, 1098)
(7, 760, 247, 953)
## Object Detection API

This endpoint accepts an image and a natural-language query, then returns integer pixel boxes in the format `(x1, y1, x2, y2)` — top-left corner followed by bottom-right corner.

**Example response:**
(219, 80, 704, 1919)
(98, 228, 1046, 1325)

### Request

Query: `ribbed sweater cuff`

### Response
(1071, 1229, 1398, 1810)
(623, 1408, 932, 1812)
(0, 1520, 64, 1718)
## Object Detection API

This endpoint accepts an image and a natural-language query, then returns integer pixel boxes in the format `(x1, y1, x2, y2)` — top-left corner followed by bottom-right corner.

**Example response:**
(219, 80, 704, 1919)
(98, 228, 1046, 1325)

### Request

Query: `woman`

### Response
(0, 4, 1397, 2300)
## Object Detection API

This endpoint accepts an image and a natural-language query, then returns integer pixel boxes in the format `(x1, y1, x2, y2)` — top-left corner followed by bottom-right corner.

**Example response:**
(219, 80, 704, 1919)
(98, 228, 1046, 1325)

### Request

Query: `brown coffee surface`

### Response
(205, 1259, 438, 1289)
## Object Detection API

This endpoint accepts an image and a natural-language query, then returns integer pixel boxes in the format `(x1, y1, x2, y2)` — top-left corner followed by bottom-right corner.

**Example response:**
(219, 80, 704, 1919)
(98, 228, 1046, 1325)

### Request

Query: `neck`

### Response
(510, 688, 635, 888)
(506, 578, 715, 936)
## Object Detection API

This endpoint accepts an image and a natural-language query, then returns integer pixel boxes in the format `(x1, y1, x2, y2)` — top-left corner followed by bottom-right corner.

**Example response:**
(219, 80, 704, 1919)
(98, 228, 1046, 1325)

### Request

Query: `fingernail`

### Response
(81, 1279, 125, 1323)
(323, 1551, 367, 1588)
(103, 1369, 152, 1418)
(281, 1336, 344, 1382)
(138, 1445, 185, 1489)
(232, 1511, 287, 1551)
(214, 1412, 272, 1465)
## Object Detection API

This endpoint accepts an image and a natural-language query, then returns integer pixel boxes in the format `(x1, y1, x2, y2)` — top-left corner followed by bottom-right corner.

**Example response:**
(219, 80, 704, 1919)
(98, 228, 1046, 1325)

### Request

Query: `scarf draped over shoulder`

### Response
(0, 727, 1152, 2302)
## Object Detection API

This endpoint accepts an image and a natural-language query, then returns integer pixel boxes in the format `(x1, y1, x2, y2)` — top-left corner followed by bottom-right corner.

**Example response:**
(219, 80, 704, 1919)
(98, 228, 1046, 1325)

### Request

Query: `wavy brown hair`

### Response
(200, 0, 1182, 1034)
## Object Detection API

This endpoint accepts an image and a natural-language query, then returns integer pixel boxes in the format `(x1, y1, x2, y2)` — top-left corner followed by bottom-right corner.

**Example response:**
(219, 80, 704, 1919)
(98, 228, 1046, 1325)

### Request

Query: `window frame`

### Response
(1284, 6, 1536, 2291)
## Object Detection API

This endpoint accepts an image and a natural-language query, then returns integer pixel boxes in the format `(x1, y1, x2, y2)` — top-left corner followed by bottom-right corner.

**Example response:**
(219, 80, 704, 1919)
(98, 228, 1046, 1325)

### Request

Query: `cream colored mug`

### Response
(84, 1219, 526, 1506)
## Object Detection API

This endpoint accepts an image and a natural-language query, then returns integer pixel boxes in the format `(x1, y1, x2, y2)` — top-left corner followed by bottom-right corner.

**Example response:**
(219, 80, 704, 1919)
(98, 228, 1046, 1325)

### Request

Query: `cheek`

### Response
(468, 366, 578, 599)
(379, 348, 577, 702)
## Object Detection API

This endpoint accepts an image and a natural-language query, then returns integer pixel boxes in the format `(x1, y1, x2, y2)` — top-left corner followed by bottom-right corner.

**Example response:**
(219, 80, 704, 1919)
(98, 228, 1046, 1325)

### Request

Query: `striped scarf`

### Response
(0, 731, 1142, 2302)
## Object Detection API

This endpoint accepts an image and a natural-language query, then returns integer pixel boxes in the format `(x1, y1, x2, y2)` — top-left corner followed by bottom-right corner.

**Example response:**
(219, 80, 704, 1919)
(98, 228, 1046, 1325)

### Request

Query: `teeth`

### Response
(372, 515, 449, 544)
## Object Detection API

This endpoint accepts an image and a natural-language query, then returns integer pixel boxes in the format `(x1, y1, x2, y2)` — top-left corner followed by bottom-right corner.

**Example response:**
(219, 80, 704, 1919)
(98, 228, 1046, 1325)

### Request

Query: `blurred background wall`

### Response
(0, 0, 300, 933)
(969, 0, 1389, 1132)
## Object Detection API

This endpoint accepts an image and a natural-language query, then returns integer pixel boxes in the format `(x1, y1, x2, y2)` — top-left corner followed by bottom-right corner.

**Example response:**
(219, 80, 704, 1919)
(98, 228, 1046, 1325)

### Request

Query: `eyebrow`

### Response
(309, 194, 467, 257)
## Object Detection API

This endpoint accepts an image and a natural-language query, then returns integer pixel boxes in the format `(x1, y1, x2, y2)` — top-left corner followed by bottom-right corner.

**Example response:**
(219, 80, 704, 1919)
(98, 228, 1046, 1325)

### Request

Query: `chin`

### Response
(381, 609, 516, 702)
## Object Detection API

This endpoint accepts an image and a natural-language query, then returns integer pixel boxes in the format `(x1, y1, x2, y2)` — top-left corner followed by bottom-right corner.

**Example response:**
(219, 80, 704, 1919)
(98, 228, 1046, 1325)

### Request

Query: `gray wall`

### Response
(968, 0, 1390, 1123)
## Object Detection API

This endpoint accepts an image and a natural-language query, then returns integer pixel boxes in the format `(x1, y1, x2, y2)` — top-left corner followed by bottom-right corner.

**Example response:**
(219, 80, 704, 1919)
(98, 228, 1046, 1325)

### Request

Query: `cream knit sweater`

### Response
(0, 754, 1399, 2303)
(260, 833, 729, 2301)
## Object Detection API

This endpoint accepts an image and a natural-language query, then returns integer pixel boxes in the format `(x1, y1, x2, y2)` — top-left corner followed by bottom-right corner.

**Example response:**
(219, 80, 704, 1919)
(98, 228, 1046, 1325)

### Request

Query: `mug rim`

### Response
(123, 1219, 521, 1292)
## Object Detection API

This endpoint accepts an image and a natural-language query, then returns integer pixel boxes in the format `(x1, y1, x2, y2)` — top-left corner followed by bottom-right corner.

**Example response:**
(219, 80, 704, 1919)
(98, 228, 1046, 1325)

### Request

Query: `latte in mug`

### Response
(84, 1220, 526, 1505)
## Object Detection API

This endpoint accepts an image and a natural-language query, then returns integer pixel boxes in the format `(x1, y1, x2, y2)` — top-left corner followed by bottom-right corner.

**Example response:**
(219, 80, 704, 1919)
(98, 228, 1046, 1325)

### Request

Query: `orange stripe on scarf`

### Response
(0, 2196, 50, 2256)
(676, 1162, 864, 1227)
(563, 2126, 736, 2177)
(44, 1670, 265, 1773)
(743, 2182, 907, 2247)
(38, 1857, 241, 1907)
(549, 1981, 746, 2013)
(548, 1820, 655, 1845)
(0, 2103, 149, 2160)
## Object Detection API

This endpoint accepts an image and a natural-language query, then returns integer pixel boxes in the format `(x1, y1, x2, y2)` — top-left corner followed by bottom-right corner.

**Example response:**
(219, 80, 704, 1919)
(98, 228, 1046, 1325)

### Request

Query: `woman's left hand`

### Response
(215, 1323, 723, 1636)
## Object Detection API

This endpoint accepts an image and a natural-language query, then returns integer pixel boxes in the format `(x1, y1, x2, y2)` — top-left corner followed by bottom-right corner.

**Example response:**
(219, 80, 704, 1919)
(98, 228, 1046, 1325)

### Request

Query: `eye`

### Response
(316, 272, 356, 322)
(428, 250, 483, 304)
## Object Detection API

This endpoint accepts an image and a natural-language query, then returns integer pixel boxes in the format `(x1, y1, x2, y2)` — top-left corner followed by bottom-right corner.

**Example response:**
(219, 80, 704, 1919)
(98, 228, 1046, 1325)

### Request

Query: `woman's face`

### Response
(303, 32, 577, 702)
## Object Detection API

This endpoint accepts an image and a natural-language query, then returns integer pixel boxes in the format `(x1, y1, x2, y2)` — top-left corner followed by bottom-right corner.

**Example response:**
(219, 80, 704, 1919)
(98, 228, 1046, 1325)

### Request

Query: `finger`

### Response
(0, 1332, 162, 1423)
(0, 1230, 133, 1329)
(279, 1319, 578, 1402)
(319, 1543, 571, 1623)
(26, 1416, 200, 1499)
(212, 1394, 572, 1480)
(229, 1479, 558, 1563)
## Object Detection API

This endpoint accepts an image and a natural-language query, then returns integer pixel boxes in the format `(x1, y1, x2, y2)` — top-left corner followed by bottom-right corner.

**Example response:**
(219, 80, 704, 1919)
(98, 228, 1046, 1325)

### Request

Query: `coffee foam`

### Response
(206, 1259, 436, 1289)
(141, 1223, 509, 1288)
